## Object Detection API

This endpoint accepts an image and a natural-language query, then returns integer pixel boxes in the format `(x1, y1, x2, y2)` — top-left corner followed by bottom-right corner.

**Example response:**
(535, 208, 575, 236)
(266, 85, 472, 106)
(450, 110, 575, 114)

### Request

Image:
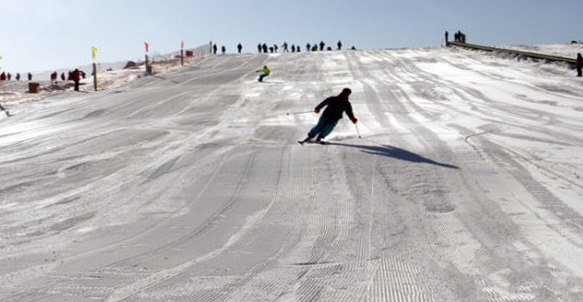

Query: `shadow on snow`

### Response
(326, 142, 459, 170)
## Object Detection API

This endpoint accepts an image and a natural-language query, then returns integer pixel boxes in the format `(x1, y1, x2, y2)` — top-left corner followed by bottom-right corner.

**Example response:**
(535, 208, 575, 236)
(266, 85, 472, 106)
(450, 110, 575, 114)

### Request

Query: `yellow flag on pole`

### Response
(92, 47, 98, 60)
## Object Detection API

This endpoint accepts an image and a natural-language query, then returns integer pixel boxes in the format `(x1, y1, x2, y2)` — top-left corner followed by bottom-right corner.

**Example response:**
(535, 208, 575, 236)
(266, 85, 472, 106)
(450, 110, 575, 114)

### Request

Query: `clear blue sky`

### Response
(1, 0, 581, 73)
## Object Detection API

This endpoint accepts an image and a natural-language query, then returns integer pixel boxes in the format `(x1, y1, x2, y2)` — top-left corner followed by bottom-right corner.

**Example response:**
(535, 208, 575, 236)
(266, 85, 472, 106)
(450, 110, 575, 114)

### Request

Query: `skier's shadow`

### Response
(326, 142, 459, 169)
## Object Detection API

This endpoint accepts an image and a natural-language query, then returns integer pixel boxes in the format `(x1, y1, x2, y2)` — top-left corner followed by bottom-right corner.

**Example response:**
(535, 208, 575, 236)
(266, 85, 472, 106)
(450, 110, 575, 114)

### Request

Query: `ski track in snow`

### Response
(1, 47, 583, 301)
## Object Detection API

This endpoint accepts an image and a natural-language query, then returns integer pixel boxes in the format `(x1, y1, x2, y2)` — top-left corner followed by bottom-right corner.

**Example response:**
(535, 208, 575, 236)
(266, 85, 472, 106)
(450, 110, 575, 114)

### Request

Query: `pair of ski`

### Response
(297, 140, 325, 146)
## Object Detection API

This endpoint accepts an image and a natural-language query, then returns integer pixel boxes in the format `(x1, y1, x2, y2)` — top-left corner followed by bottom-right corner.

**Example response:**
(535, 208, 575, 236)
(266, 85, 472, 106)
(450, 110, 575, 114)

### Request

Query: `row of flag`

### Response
(0, 41, 187, 69)
(93, 41, 185, 60)
(145, 41, 185, 53)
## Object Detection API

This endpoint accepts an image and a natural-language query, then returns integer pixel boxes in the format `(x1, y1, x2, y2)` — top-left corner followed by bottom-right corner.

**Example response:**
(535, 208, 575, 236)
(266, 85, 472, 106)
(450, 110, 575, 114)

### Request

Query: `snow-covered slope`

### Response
(1, 47, 582, 301)
(503, 43, 583, 59)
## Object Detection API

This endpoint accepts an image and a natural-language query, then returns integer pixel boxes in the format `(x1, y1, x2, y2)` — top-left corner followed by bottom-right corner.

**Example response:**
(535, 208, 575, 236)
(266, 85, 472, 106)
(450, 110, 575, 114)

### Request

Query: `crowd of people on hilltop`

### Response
(0, 72, 33, 82)
(0, 69, 86, 91)
(210, 40, 356, 55)
(444, 30, 466, 43)
(50, 69, 86, 88)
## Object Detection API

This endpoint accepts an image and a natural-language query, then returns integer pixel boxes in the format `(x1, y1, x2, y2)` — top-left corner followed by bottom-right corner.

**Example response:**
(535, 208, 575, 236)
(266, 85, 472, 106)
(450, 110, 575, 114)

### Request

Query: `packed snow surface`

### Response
(503, 43, 583, 58)
(1, 45, 583, 301)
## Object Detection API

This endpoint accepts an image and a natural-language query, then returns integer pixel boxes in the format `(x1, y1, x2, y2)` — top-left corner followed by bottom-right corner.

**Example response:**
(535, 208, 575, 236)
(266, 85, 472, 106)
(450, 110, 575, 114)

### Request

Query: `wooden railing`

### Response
(446, 41, 576, 65)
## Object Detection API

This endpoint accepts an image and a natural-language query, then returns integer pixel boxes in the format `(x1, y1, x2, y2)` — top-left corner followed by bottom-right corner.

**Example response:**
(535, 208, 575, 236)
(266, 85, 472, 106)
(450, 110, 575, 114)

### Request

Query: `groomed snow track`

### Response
(1, 47, 583, 301)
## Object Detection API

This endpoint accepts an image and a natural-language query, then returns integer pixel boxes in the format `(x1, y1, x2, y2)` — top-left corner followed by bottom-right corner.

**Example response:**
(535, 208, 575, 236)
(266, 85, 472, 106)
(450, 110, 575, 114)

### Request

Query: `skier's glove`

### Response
(314, 108, 320, 114)
(351, 117, 358, 124)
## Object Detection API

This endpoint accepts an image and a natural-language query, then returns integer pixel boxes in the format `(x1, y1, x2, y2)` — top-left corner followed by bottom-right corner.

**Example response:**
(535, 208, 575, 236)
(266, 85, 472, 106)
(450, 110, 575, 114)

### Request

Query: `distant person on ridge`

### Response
(73, 69, 81, 91)
(298, 88, 358, 145)
(576, 53, 582, 77)
(256, 65, 271, 82)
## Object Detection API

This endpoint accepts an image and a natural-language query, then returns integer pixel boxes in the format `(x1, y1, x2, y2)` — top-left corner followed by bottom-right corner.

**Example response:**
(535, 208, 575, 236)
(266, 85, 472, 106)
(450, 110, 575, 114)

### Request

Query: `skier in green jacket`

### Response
(257, 66, 271, 82)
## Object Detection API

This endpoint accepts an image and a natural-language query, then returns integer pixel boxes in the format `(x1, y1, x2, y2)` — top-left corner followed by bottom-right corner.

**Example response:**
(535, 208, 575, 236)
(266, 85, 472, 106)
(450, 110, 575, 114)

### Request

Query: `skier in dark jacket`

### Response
(299, 88, 358, 144)
(73, 69, 81, 91)
(576, 53, 582, 77)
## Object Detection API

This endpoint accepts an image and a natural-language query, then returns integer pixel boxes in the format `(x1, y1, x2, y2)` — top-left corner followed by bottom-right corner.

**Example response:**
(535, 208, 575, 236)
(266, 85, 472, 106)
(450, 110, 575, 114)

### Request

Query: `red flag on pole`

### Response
(145, 42, 149, 53)
(181, 40, 184, 49)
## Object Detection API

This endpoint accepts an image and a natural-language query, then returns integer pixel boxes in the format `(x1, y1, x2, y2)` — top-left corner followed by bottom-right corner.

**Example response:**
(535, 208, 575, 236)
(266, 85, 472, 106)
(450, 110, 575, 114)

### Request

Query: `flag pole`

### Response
(181, 41, 185, 66)
(145, 42, 150, 73)
(93, 63, 97, 91)
(92, 47, 98, 91)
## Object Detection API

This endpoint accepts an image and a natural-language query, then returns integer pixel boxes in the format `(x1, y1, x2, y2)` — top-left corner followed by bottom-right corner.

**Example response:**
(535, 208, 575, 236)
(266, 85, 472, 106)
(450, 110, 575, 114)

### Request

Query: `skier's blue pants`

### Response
(259, 73, 268, 82)
(308, 115, 339, 138)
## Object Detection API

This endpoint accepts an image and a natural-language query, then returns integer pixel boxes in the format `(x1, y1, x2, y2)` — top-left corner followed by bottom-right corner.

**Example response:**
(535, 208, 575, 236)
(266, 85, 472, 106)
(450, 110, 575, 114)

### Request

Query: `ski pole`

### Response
(286, 111, 313, 116)
(355, 123, 362, 139)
